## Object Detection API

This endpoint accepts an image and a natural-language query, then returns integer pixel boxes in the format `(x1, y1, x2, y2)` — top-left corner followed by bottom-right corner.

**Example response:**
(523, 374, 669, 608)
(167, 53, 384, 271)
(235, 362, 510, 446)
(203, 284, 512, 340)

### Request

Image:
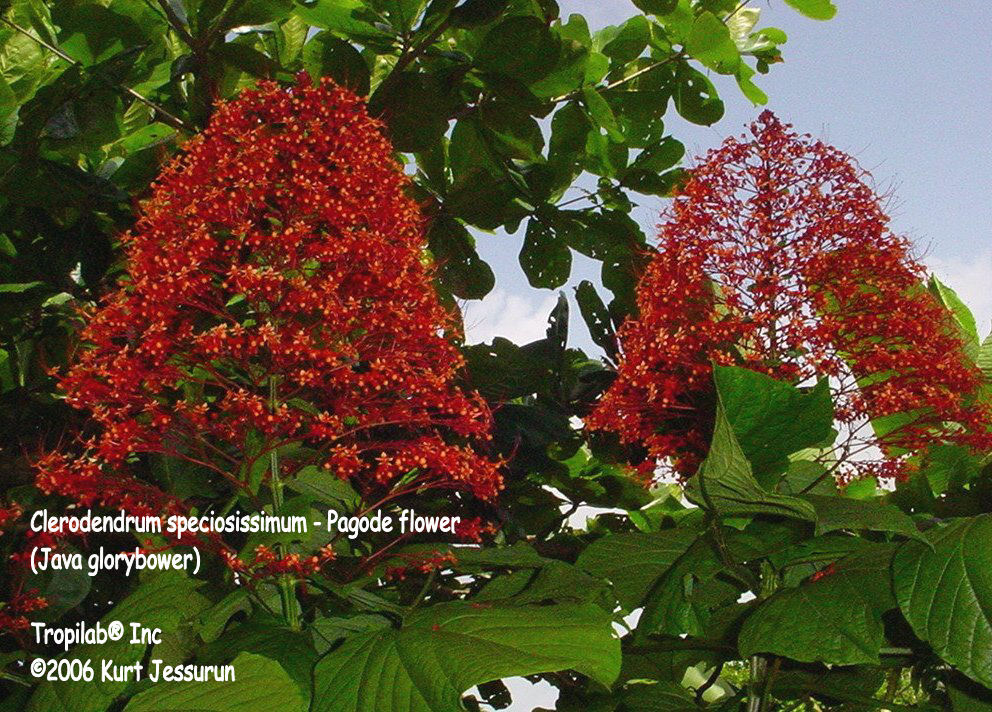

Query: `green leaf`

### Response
(929, 274, 980, 359)
(784, 0, 837, 20)
(520, 218, 571, 289)
(449, 0, 509, 27)
(631, 0, 679, 15)
(216, 42, 282, 79)
(620, 167, 686, 197)
(302, 33, 371, 95)
(310, 601, 620, 712)
(929, 276, 976, 331)
(735, 63, 768, 105)
(685, 11, 740, 73)
(123, 653, 303, 712)
(947, 674, 992, 712)
(575, 280, 616, 357)
(630, 136, 684, 172)
(685, 401, 817, 522)
(778, 460, 837, 496)
(893, 514, 992, 688)
(922, 444, 981, 495)
(576, 529, 698, 610)
(802, 494, 926, 542)
(602, 16, 650, 64)
(286, 465, 360, 511)
(480, 103, 544, 161)
(635, 536, 735, 638)
(673, 64, 723, 125)
(739, 545, 897, 665)
(475, 560, 612, 606)
(622, 680, 702, 711)
(713, 365, 834, 481)
(582, 86, 624, 142)
(368, 73, 449, 152)
(450, 117, 501, 182)
(198, 619, 315, 701)
(977, 329, 992, 378)
(219, 0, 294, 29)
(28, 573, 210, 712)
(291, 0, 386, 39)
(0, 281, 45, 293)
(529, 38, 590, 99)
(0, 349, 14, 392)
(427, 215, 495, 299)
(475, 16, 560, 83)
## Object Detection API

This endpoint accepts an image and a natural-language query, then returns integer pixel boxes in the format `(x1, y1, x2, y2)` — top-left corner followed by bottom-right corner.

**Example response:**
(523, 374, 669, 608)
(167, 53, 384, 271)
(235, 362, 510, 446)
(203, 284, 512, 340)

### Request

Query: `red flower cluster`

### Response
(588, 112, 992, 482)
(0, 589, 48, 633)
(36, 77, 500, 574)
(0, 504, 20, 536)
(0, 505, 49, 635)
(384, 550, 457, 581)
(222, 543, 335, 581)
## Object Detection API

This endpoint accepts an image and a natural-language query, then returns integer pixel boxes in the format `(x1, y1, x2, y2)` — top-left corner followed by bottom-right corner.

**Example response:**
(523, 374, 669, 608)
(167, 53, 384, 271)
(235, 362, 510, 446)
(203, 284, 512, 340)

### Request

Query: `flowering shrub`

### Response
(34, 77, 501, 575)
(588, 112, 992, 482)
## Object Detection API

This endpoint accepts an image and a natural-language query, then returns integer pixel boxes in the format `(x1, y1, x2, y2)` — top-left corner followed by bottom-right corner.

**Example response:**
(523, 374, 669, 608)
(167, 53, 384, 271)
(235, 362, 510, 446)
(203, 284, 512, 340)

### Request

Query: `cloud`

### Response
(462, 289, 559, 345)
(925, 252, 992, 339)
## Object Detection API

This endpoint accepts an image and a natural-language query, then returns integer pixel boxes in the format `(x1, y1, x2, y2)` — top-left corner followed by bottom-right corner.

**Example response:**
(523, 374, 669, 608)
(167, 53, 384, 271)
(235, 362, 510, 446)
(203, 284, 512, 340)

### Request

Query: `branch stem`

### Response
(0, 16, 190, 131)
(268, 376, 300, 631)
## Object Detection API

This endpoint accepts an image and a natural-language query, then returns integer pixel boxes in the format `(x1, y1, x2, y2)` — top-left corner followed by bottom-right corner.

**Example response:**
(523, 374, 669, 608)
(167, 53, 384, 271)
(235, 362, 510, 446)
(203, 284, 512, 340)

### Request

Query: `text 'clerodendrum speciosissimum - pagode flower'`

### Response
(587, 111, 992, 483)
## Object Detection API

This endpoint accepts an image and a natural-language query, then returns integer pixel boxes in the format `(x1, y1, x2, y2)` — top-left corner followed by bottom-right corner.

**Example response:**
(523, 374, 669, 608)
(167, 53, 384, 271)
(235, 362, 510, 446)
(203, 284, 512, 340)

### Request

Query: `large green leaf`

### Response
(368, 73, 449, 152)
(685, 401, 817, 522)
(672, 64, 723, 126)
(713, 365, 834, 480)
(739, 545, 897, 665)
(310, 601, 620, 712)
(602, 16, 650, 64)
(929, 274, 980, 356)
(475, 16, 560, 83)
(520, 218, 572, 289)
(621, 680, 702, 711)
(685, 11, 740, 73)
(803, 494, 926, 542)
(28, 572, 210, 712)
(302, 33, 370, 95)
(123, 653, 302, 712)
(576, 529, 698, 610)
(427, 214, 495, 299)
(893, 515, 992, 687)
(978, 332, 992, 381)
(582, 86, 624, 142)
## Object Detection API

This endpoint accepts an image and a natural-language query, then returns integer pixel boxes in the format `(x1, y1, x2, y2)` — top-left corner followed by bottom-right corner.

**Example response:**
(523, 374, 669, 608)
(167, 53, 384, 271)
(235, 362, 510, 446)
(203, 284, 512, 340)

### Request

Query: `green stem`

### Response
(748, 563, 779, 712)
(269, 376, 300, 631)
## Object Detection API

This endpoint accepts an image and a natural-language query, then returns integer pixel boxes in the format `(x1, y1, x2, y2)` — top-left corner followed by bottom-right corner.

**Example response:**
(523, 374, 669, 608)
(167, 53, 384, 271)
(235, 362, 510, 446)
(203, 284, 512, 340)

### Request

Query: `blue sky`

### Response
(464, 1, 992, 354)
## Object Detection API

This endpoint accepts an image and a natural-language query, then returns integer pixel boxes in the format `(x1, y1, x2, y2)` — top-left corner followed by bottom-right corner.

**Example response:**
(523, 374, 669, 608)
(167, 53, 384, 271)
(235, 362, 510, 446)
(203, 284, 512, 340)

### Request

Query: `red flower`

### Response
(36, 77, 501, 576)
(588, 112, 992, 482)
(0, 589, 48, 634)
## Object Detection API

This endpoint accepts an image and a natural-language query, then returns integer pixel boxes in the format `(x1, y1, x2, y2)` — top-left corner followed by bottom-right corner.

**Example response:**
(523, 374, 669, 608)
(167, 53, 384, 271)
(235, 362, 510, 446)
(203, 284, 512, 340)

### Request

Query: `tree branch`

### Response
(0, 17, 191, 132)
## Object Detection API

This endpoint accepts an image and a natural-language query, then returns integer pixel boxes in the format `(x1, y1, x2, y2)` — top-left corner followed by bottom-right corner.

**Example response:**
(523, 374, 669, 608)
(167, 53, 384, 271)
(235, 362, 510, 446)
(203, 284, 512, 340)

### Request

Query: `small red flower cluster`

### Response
(222, 543, 335, 581)
(0, 589, 48, 633)
(384, 550, 457, 581)
(35, 76, 500, 576)
(588, 112, 991, 482)
(0, 503, 21, 535)
(0, 505, 49, 635)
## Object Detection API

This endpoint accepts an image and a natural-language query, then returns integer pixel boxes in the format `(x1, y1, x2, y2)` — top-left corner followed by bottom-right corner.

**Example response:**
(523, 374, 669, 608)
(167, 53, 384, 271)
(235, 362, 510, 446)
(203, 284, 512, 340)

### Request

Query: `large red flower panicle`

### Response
(588, 111, 992, 483)
(36, 76, 501, 572)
